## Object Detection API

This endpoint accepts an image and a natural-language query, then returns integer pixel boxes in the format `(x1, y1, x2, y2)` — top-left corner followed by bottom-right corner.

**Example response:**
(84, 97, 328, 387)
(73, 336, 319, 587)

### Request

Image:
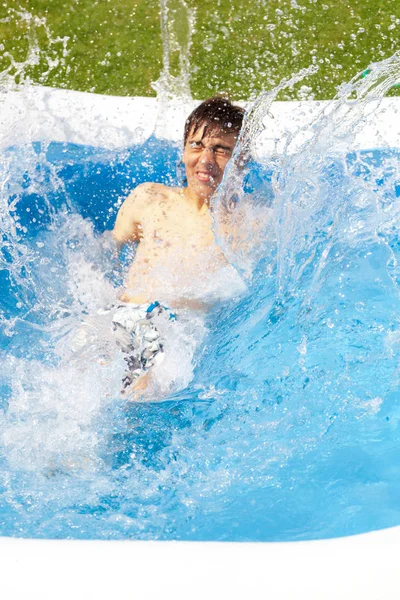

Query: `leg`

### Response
(123, 371, 152, 401)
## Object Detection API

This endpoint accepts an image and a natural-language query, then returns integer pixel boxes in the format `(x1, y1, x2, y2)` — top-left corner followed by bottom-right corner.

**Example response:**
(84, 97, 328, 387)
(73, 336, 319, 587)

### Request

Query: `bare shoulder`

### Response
(113, 182, 176, 245)
(130, 182, 170, 200)
(124, 182, 172, 211)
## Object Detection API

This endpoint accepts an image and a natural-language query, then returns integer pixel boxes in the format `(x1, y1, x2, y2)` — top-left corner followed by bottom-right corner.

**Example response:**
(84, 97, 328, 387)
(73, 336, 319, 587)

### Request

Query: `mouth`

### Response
(196, 171, 216, 184)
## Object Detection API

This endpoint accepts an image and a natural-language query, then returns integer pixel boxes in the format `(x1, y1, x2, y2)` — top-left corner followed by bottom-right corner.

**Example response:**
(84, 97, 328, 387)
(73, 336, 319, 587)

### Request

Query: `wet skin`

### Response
(113, 124, 239, 311)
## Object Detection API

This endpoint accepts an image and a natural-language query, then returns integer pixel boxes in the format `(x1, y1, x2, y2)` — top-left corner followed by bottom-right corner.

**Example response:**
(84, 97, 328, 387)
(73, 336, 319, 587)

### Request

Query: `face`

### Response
(182, 124, 238, 203)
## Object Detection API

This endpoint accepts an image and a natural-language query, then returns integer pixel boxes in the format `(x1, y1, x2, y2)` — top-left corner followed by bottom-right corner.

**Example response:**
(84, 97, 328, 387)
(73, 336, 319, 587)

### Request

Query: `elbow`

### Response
(113, 228, 139, 248)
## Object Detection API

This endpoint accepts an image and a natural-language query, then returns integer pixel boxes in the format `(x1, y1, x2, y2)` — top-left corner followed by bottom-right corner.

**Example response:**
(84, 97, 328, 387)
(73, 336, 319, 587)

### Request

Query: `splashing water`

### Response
(0, 8, 69, 91)
(153, 0, 195, 102)
(1, 26, 400, 540)
(152, 0, 196, 139)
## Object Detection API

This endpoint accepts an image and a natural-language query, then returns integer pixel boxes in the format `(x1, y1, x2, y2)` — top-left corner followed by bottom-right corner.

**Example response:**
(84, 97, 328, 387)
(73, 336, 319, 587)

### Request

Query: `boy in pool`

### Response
(112, 97, 245, 398)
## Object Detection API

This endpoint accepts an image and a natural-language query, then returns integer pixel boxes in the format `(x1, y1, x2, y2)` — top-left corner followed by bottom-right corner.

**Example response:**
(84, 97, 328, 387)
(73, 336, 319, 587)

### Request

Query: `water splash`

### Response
(153, 0, 195, 101)
(1, 23, 400, 540)
(213, 53, 400, 282)
(211, 63, 319, 279)
(0, 8, 69, 91)
(0, 10, 71, 306)
(152, 0, 196, 139)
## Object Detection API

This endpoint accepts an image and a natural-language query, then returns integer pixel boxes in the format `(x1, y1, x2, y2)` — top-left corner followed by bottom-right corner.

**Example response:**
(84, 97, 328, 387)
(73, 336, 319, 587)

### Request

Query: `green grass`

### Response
(0, 0, 399, 99)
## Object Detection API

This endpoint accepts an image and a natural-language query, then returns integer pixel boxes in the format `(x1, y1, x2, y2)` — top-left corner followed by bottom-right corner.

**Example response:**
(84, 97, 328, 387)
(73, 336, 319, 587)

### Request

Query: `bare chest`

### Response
(140, 202, 215, 251)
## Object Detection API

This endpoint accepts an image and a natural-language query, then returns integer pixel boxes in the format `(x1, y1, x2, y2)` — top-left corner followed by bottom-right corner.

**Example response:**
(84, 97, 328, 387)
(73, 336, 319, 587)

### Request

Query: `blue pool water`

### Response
(1, 130, 400, 541)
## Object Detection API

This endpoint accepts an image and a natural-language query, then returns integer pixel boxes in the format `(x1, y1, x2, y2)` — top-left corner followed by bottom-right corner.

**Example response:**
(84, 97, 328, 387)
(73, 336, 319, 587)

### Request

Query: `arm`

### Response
(113, 183, 151, 247)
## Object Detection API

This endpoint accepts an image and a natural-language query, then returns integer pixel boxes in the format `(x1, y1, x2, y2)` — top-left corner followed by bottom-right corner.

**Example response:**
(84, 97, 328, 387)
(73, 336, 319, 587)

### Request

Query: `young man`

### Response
(112, 97, 246, 397)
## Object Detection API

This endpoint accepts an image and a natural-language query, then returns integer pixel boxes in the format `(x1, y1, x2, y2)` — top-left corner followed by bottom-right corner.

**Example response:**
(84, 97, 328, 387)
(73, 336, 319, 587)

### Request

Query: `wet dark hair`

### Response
(184, 96, 245, 146)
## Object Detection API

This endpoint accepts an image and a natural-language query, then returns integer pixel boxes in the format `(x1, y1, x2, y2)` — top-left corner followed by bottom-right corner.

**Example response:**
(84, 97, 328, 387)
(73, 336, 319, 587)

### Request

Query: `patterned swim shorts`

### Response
(112, 302, 175, 389)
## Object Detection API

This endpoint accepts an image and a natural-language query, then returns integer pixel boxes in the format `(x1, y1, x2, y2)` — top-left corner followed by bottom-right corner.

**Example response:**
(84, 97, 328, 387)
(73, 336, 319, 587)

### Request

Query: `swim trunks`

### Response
(112, 302, 174, 389)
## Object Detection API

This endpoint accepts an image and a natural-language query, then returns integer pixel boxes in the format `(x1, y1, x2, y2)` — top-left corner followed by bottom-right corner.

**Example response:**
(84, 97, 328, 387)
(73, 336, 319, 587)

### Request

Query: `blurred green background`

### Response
(0, 0, 399, 99)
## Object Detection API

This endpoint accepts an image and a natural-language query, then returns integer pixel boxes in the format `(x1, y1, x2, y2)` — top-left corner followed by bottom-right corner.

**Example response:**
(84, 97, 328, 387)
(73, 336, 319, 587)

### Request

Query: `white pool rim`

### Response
(1, 86, 400, 600)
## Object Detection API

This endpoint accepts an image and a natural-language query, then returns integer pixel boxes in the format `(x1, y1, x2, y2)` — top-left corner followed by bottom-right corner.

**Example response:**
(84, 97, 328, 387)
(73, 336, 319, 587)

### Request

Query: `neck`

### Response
(182, 187, 210, 212)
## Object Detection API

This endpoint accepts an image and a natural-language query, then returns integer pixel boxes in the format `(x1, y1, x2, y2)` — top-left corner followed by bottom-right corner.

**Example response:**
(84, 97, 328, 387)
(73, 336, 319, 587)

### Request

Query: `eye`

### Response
(189, 141, 202, 149)
(215, 147, 231, 156)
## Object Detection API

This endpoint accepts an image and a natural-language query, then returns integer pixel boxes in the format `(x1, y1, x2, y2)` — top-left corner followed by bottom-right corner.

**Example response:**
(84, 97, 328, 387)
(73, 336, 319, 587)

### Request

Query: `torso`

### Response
(121, 184, 245, 309)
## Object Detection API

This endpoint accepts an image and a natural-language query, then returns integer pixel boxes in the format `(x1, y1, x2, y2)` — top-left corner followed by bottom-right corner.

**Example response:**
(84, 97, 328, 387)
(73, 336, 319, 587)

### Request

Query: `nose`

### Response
(199, 146, 216, 166)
